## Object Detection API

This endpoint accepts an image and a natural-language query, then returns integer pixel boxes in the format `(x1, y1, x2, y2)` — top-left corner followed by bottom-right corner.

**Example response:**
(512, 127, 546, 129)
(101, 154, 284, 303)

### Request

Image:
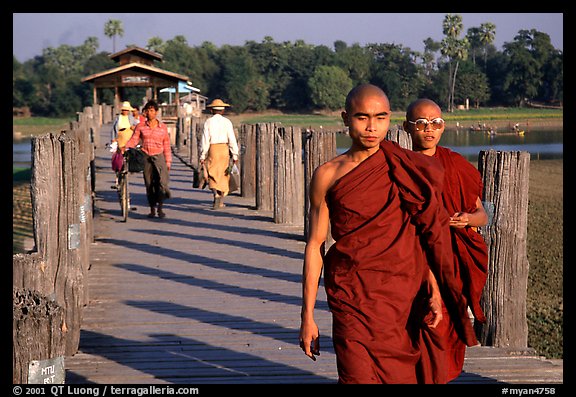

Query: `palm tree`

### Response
(104, 19, 124, 53)
(466, 27, 482, 65)
(441, 14, 469, 112)
(479, 22, 496, 71)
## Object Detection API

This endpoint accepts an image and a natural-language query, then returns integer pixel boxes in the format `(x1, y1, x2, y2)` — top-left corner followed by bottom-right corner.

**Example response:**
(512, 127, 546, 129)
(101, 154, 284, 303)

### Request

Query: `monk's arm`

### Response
(450, 197, 488, 229)
(300, 167, 331, 360)
(426, 269, 443, 328)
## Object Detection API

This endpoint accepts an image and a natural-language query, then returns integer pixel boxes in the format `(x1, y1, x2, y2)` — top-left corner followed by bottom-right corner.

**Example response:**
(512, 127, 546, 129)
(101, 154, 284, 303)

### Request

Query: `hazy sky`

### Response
(13, 13, 563, 62)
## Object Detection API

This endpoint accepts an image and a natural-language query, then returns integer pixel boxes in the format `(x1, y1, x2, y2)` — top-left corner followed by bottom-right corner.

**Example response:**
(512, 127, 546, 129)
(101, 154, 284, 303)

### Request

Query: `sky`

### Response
(13, 13, 563, 63)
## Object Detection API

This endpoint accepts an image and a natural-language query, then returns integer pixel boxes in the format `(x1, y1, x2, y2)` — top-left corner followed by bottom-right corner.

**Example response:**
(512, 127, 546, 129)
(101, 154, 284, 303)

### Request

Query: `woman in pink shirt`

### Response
(125, 100, 172, 219)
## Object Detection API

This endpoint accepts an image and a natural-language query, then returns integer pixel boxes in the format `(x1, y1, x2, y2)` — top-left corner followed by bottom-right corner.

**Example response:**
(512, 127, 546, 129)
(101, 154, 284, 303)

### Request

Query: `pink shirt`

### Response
(126, 119, 172, 168)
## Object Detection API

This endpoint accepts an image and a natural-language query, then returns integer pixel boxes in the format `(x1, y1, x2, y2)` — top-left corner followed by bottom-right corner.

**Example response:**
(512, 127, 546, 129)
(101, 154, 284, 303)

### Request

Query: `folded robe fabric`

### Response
(434, 146, 488, 323)
(426, 145, 489, 381)
(323, 140, 477, 384)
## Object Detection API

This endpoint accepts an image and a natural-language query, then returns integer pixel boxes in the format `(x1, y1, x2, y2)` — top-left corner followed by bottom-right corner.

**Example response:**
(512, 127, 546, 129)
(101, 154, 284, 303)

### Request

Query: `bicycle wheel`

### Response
(120, 171, 129, 222)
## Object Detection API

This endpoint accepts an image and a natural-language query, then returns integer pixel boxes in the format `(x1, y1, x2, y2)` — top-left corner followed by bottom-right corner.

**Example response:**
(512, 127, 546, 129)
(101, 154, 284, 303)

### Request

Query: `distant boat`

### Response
(469, 126, 496, 133)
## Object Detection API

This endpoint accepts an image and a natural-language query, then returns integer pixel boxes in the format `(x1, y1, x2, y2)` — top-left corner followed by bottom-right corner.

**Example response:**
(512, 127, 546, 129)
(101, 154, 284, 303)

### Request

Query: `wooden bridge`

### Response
(60, 123, 562, 385)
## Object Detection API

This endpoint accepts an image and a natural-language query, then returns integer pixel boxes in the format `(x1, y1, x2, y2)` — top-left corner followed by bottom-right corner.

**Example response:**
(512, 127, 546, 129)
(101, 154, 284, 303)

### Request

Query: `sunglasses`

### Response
(407, 118, 445, 131)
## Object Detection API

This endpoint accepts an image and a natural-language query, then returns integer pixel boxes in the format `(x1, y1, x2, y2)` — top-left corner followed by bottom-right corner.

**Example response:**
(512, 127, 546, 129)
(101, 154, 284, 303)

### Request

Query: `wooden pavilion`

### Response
(81, 46, 191, 112)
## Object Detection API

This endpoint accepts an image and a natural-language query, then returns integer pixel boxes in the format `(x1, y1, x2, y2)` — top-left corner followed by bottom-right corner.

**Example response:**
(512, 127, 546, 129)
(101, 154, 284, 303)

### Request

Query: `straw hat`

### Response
(120, 101, 134, 111)
(206, 98, 230, 110)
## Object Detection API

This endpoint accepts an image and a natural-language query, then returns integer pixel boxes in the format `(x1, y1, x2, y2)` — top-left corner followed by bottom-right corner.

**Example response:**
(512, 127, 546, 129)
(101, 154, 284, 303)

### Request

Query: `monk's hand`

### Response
(299, 321, 320, 361)
(449, 212, 470, 229)
(427, 294, 443, 329)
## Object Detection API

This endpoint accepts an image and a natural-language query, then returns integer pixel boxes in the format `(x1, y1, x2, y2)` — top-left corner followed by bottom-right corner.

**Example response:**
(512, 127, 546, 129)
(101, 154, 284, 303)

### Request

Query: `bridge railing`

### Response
(12, 103, 112, 383)
(13, 110, 530, 383)
(175, 118, 531, 352)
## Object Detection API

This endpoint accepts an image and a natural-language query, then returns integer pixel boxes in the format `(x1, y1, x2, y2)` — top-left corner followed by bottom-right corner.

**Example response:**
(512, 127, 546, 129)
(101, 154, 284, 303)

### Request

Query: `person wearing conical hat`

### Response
(110, 101, 139, 189)
(111, 101, 138, 150)
(199, 98, 240, 209)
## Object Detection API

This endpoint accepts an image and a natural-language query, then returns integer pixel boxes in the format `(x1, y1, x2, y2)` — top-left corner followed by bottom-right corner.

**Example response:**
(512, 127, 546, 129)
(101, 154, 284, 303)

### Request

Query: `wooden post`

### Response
(56, 133, 86, 356)
(256, 123, 275, 211)
(386, 127, 412, 149)
(27, 132, 86, 356)
(239, 124, 257, 200)
(13, 286, 66, 384)
(476, 150, 530, 348)
(274, 126, 304, 225)
(303, 128, 337, 239)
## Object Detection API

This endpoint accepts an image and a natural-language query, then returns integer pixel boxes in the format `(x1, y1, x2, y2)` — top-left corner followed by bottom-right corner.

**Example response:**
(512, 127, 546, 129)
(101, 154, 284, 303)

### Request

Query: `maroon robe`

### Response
(323, 140, 477, 384)
(430, 146, 489, 381)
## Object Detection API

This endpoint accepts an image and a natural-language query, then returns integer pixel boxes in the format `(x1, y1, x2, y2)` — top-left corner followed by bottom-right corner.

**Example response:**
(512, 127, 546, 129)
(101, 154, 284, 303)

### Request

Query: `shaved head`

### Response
(345, 84, 390, 113)
(406, 98, 441, 120)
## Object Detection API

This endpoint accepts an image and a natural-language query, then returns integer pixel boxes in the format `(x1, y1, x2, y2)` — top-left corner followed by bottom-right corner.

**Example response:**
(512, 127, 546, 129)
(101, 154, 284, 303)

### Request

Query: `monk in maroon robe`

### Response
(404, 98, 489, 382)
(299, 85, 478, 384)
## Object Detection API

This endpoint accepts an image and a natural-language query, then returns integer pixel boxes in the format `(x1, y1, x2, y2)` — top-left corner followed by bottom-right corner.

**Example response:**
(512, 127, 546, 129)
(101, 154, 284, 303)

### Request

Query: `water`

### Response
(13, 128, 563, 170)
(336, 128, 563, 161)
(440, 128, 563, 161)
(13, 139, 33, 169)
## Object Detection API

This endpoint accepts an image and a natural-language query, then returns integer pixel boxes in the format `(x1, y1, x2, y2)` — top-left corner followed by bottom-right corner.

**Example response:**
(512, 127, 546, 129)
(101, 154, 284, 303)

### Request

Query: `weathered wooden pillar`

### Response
(27, 133, 86, 356)
(239, 124, 257, 199)
(175, 116, 183, 151)
(303, 128, 337, 240)
(56, 133, 86, 356)
(274, 126, 304, 225)
(476, 150, 530, 348)
(189, 116, 200, 167)
(386, 127, 412, 149)
(256, 123, 275, 211)
(13, 286, 66, 384)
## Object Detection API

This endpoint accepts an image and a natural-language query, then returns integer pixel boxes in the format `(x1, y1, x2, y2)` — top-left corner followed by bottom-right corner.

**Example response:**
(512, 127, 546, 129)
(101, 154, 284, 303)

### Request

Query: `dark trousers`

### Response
(143, 153, 171, 207)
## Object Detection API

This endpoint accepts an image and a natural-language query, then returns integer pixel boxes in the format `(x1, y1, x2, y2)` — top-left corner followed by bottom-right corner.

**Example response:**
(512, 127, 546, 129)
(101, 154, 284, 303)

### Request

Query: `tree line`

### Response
(13, 14, 562, 118)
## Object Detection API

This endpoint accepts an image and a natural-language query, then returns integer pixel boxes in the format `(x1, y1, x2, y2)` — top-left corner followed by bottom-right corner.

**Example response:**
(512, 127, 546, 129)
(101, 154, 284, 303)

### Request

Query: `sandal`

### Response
(158, 210, 166, 219)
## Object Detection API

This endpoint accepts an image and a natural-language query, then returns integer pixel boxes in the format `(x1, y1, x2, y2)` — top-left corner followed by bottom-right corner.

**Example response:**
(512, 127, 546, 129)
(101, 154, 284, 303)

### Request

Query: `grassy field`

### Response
(12, 113, 563, 359)
(228, 107, 563, 130)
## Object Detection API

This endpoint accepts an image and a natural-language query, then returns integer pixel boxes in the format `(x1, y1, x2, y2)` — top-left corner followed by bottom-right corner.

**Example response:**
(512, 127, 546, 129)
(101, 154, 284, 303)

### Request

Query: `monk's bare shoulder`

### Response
(311, 154, 357, 195)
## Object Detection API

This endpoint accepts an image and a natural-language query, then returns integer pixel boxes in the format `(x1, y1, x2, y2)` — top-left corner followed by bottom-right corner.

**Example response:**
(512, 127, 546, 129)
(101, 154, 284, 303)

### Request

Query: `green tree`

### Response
(367, 43, 424, 110)
(440, 14, 469, 112)
(541, 50, 563, 104)
(42, 37, 99, 75)
(334, 42, 372, 85)
(104, 19, 124, 53)
(146, 37, 166, 54)
(216, 46, 268, 112)
(466, 27, 482, 65)
(453, 63, 491, 108)
(245, 37, 292, 109)
(502, 29, 557, 106)
(308, 65, 353, 110)
(479, 22, 497, 70)
(421, 37, 441, 77)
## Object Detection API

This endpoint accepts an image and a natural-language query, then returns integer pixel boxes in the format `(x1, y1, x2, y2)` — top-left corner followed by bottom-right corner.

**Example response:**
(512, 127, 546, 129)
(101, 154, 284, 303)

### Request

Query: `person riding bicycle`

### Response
(111, 101, 139, 188)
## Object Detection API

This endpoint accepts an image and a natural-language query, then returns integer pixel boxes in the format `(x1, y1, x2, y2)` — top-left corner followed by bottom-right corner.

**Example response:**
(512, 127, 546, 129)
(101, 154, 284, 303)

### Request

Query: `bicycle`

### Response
(116, 146, 146, 222)
(117, 151, 131, 222)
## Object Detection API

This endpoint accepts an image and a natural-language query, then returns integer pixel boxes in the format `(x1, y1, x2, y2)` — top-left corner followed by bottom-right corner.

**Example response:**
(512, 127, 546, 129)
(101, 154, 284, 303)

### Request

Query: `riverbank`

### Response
(225, 108, 563, 130)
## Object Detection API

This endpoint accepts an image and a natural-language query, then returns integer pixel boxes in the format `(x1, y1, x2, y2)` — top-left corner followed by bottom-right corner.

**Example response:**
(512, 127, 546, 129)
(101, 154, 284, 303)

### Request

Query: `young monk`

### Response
(299, 84, 478, 384)
(404, 98, 489, 382)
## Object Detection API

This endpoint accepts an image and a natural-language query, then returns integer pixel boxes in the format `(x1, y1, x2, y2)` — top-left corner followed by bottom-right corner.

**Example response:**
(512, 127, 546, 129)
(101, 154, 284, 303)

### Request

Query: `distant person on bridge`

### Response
(404, 98, 489, 383)
(125, 100, 172, 219)
(110, 101, 139, 188)
(299, 84, 478, 384)
(132, 106, 147, 126)
(199, 98, 239, 210)
(110, 101, 139, 150)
